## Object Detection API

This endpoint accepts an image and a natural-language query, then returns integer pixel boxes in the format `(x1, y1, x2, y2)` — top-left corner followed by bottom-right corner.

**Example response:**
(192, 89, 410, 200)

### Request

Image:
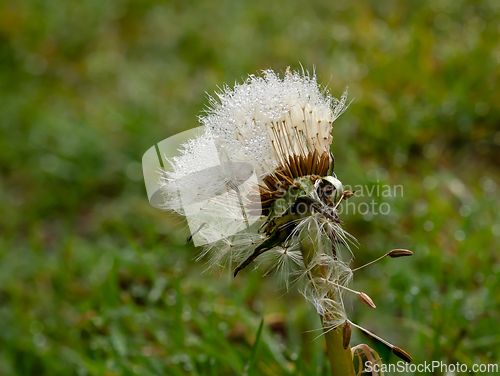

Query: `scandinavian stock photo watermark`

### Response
(364, 360, 498, 374)
(337, 183, 403, 216)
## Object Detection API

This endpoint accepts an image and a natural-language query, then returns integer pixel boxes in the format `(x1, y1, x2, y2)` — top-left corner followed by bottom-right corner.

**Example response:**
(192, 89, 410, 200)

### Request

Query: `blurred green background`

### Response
(1, 0, 499, 375)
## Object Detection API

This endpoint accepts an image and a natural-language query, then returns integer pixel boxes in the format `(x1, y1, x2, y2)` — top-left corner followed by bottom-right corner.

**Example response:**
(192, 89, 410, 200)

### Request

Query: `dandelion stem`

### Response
(299, 217, 355, 376)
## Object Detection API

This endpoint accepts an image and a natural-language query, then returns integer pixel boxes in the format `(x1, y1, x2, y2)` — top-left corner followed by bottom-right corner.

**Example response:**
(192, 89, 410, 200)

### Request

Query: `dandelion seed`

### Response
(388, 249, 413, 258)
(343, 321, 351, 349)
(343, 190, 355, 199)
(392, 346, 413, 363)
(357, 292, 377, 309)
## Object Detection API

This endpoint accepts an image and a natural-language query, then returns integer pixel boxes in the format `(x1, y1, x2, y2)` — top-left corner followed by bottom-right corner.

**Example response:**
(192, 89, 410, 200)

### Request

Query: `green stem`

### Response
(300, 219, 356, 376)
(324, 324, 356, 376)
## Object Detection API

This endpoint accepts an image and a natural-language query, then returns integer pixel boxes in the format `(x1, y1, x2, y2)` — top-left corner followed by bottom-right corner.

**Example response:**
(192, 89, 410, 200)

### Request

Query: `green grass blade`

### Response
(247, 318, 264, 376)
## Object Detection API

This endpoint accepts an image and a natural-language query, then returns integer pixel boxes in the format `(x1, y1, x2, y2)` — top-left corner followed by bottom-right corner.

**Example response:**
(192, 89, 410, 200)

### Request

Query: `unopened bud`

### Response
(357, 292, 376, 309)
(392, 346, 412, 363)
(342, 321, 351, 349)
(388, 249, 413, 258)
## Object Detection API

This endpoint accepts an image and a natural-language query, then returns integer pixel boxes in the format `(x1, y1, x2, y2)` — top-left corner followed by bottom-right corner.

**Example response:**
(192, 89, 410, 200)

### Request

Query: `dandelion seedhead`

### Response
(156, 68, 414, 371)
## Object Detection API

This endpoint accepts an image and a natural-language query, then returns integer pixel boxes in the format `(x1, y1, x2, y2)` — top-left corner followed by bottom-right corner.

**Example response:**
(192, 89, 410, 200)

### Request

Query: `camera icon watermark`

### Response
(142, 126, 262, 247)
